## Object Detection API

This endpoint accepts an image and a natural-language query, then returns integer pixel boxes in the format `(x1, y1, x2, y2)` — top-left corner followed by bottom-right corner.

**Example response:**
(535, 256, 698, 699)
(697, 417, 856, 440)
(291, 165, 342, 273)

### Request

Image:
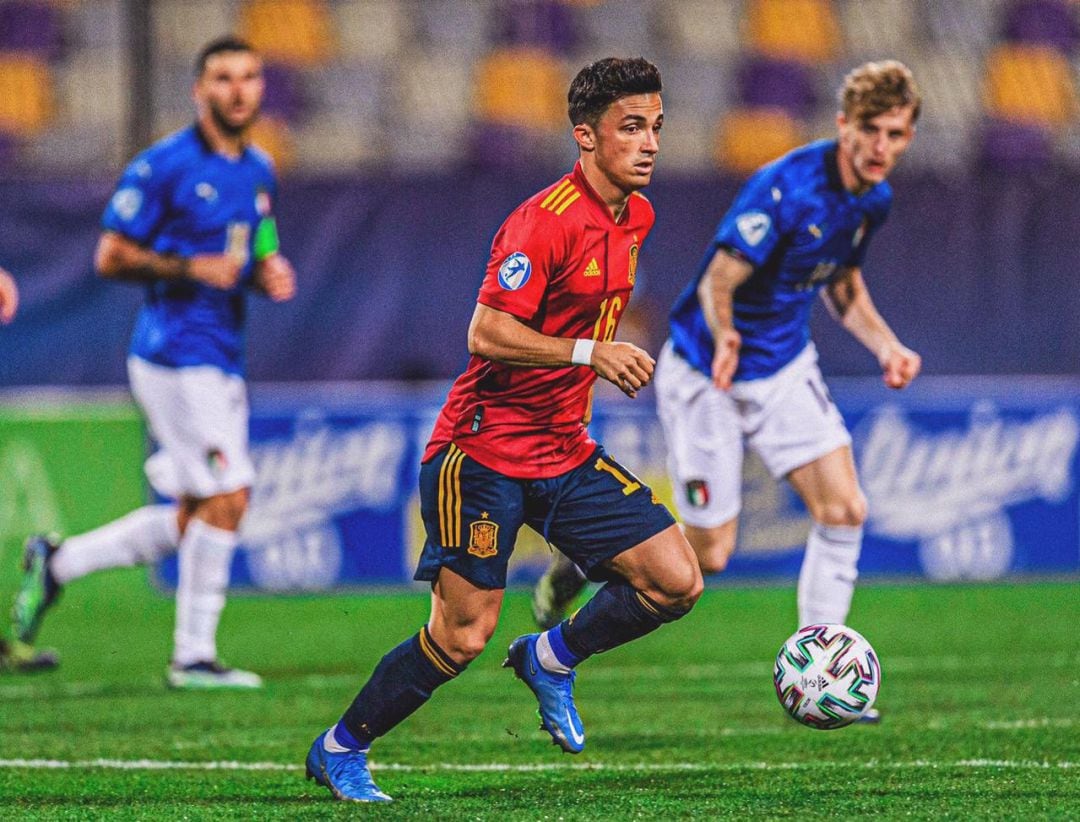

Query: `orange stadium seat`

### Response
(715, 106, 804, 174)
(0, 54, 53, 135)
(473, 48, 567, 130)
(248, 115, 297, 172)
(984, 43, 1078, 127)
(744, 0, 842, 63)
(238, 0, 335, 67)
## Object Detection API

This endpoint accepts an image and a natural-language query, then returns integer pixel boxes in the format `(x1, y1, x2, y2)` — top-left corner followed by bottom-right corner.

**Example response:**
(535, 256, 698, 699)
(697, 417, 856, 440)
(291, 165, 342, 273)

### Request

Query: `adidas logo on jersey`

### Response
(583, 258, 601, 278)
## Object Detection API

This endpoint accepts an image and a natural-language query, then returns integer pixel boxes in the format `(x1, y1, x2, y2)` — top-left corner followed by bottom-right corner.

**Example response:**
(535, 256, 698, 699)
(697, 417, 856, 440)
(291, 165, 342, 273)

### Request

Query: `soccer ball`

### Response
(773, 624, 881, 729)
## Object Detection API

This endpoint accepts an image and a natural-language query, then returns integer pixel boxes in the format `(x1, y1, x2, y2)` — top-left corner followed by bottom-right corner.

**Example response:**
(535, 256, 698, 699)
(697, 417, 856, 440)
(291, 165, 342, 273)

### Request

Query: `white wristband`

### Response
(571, 338, 595, 366)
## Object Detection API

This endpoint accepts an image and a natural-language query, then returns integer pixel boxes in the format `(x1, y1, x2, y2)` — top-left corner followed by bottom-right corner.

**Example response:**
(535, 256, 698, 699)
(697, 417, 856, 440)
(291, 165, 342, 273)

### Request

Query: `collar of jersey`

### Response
(571, 161, 632, 226)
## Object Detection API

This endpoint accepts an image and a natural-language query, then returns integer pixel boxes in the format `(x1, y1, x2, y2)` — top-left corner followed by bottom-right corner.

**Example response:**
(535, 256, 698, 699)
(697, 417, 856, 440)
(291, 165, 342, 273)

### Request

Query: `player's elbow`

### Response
(93, 235, 122, 279)
(467, 322, 498, 360)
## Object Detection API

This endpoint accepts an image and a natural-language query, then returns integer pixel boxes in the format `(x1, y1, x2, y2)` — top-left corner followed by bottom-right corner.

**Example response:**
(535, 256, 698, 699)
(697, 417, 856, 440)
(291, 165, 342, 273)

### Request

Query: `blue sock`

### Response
(341, 625, 465, 745)
(332, 722, 366, 752)
(559, 579, 688, 661)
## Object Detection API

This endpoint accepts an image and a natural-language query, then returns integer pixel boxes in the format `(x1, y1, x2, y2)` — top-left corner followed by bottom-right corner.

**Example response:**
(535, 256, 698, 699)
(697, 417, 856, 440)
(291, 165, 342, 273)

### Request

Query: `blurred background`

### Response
(0, 0, 1078, 591)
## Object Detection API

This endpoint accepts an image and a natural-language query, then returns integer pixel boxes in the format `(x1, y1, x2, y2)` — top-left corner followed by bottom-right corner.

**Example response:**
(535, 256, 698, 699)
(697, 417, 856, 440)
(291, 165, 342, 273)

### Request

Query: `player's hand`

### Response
(879, 341, 921, 389)
(591, 340, 655, 399)
(711, 327, 741, 390)
(254, 253, 297, 302)
(0, 268, 19, 324)
(186, 254, 243, 290)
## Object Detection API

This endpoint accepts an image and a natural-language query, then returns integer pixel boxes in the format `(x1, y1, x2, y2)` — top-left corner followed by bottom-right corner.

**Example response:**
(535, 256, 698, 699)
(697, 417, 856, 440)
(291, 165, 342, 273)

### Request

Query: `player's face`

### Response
(836, 105, 916, 192)
(195, 50, 264, 135)
(589, 93, 663, 194)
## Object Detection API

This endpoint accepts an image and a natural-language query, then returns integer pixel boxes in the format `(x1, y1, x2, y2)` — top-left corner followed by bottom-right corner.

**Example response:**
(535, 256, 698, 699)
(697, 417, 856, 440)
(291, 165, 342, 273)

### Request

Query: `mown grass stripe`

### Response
(0, 758, 1076, 773)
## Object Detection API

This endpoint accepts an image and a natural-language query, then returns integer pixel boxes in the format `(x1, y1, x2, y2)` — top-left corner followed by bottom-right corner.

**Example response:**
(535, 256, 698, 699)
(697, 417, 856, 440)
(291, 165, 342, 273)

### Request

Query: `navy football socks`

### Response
(558, 579, 688, 662)
(340, 625, 465, 747)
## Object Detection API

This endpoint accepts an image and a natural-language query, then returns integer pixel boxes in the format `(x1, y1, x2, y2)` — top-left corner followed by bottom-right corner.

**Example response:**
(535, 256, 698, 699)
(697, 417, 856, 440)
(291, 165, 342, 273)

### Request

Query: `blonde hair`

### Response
(839, 60, 921, 124)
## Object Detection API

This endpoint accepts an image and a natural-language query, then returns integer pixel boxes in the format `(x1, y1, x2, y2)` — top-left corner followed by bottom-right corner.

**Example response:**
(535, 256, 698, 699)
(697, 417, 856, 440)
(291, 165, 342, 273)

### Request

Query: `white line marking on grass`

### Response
(0, 759, 1076, 773)
(981, 718, 1077, 730)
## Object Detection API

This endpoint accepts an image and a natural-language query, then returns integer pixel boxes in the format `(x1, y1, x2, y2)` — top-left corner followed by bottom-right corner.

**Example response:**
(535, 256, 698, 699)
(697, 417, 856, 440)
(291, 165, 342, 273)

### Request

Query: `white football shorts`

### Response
(128, 356, 255, 500)
(655, 340, 851, 528)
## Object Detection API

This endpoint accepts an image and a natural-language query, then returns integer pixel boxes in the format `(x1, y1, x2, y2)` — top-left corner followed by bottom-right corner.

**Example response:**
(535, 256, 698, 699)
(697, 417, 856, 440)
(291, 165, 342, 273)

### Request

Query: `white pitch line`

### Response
(0, 758, 1075, 774)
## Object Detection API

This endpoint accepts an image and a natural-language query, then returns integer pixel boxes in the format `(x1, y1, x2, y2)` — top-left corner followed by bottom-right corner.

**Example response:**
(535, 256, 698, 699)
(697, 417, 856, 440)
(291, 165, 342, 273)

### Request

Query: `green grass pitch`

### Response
(1, 569, 1077, 819)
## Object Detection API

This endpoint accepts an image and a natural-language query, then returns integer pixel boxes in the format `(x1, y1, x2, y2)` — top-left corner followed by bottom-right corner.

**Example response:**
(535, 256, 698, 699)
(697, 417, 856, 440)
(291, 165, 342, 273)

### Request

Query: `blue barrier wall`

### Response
(148, 377, 1080, 591)
(3, 168, 1080, 385)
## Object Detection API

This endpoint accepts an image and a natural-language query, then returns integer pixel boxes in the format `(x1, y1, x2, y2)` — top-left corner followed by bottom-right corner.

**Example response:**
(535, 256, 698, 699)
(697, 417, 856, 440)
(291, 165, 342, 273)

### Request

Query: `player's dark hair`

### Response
(195, 36, 257, 76)
(839, 60, 921, 124)
(568, 57, 662, 127)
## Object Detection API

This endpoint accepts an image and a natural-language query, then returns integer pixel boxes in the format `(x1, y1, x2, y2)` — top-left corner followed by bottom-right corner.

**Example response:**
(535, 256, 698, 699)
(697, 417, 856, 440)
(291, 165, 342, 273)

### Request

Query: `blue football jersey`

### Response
(101, 125, 278, 375)
(669, 140, 891, 381)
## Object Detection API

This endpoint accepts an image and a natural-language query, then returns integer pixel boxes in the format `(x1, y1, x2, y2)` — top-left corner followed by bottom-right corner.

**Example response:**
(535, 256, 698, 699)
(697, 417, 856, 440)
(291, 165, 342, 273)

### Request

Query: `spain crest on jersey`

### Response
(467, 514, 499, 559)
(628, 237, 639, 286)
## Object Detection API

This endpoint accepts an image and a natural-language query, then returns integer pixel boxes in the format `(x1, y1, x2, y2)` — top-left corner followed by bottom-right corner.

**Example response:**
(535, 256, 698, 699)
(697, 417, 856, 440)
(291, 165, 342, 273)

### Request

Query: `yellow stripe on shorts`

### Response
(438, 444, 466, 547)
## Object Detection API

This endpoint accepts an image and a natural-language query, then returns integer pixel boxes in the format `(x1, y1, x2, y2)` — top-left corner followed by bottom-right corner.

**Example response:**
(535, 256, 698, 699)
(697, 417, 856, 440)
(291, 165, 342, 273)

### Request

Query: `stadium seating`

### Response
(0, 55, 53, 136)
(715, 107, 805, 174)
(0, 0, 1078, 174)
(237, 0, 335, 67)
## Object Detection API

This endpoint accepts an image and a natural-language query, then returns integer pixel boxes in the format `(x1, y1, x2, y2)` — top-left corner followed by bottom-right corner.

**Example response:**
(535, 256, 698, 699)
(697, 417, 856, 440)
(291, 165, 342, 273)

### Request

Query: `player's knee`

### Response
(813, 492, 867, 528)
(441, 623, 495, 663)
(651, 562, 704, 615)
(684, 523, 736, 575)
(193, 489, 249, 532)
(697, 535, 735, 575)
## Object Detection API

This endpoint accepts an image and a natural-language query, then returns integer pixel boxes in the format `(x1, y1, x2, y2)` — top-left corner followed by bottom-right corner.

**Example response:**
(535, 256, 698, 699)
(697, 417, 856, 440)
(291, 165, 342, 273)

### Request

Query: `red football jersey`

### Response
(424, 161, 655, 478)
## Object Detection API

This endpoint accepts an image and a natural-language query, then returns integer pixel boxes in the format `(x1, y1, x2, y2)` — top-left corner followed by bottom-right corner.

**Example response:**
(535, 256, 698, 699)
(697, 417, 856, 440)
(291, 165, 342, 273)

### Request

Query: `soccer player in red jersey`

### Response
(306, 57, 703, 803)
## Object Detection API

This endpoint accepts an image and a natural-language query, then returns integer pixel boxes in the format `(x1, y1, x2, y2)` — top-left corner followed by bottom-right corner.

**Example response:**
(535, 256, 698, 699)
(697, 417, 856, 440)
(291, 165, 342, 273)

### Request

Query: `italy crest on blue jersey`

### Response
(669, 140, 892, 381)
(101, 125, 278, 376)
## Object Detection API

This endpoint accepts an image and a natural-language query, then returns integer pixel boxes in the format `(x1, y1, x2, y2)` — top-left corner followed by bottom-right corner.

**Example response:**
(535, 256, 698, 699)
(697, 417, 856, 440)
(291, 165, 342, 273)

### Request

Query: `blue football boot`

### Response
(503, 633, 585, 754)
(305, 729, 392, 803)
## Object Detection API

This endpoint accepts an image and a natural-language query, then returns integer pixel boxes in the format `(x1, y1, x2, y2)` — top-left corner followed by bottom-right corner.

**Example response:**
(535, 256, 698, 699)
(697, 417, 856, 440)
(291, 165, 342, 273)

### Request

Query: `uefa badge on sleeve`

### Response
(497, 252, 531, 291)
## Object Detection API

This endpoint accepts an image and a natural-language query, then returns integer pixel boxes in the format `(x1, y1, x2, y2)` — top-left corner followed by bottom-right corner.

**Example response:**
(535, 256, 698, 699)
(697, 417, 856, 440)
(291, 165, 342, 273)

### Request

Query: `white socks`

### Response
(797, 522, 862, 627)
(50, 505, 180, 585)
(536, 630, 573, 675)
(173, 519, 237, 667)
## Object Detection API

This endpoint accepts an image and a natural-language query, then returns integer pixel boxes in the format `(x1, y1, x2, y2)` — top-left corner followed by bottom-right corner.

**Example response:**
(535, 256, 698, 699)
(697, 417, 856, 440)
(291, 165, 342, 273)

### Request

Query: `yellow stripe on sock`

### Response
(635, 591, 661, 617)
(418, 628, 458, 678)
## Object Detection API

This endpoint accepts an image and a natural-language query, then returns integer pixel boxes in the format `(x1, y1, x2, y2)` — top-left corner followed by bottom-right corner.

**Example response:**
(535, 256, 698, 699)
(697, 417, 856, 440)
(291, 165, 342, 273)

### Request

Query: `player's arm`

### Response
(697, 248, 754, 390)
(467, 303, 655, 399)
(823, 266, 921, 389)
(94, 231, 241, 290)
(252, 253, 296, 302)
(0, 266, 19, 324)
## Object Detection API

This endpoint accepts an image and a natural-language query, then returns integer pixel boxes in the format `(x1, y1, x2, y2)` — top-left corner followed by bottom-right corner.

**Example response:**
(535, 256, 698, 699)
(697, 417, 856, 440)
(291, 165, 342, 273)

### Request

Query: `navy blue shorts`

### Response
(414, 443, 676, 590)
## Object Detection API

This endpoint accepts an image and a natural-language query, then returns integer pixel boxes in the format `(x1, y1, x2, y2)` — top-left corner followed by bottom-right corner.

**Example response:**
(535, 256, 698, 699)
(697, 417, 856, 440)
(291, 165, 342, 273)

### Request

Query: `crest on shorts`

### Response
(685, 479, 710, 508)
(628, 236, 639, 286)
(467, 512, 499, 559)
(206, 448, 228, 476)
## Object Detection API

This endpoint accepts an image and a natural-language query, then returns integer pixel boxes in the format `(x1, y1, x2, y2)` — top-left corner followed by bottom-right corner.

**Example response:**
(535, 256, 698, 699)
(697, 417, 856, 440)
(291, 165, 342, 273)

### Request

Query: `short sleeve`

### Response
(477, 206, 561, 322)
(712, 168, 787, 268)
(101, 155, 171, 244)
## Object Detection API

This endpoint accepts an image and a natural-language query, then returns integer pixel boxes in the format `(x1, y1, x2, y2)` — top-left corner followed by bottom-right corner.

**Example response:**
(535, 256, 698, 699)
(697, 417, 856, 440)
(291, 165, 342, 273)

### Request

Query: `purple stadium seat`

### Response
(981, 117, 1055, 168)
(260, 62, 306, 122)
(467, 121, 561, 171)
(0, 131, 19, 167)
(0, 0, 63, 61)
(738, 57, 817, 119)
(492, 0, 578, 55)
(1002, 0, 1080, 55)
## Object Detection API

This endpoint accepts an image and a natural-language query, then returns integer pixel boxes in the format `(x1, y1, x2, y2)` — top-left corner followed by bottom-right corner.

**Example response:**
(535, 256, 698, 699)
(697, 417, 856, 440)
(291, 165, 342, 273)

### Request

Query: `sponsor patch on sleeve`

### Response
(497, 252, 532, 290)
(735, 211, 771, 247)
(110, 187, 143, 222)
